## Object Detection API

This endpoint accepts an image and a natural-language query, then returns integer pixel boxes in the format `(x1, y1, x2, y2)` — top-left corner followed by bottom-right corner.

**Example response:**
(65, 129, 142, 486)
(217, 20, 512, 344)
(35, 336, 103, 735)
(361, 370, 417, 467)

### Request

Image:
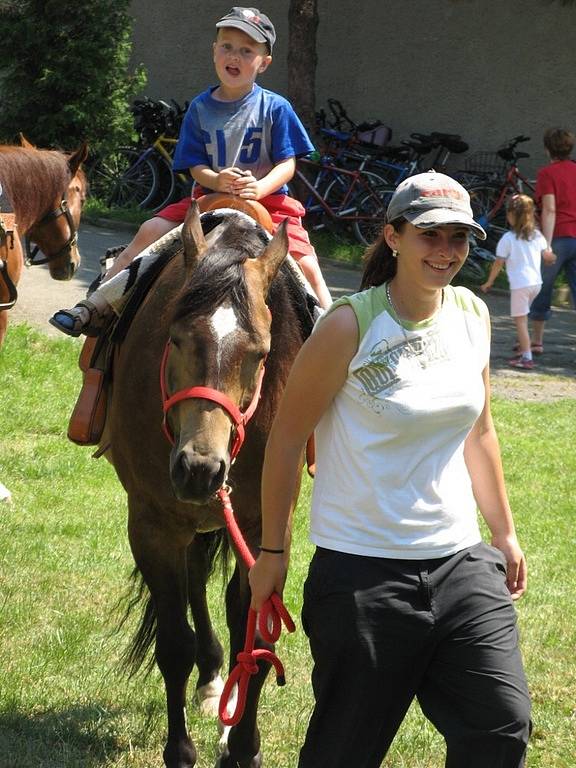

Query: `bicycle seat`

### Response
(429, 133, 469, 153)
(402, 139, 434, 155)
(430, 132, 462, 142)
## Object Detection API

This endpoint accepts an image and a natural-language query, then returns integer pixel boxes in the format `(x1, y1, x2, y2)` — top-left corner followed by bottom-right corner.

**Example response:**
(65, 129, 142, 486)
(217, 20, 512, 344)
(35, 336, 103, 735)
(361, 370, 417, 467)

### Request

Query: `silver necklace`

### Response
(385, 281, 444, 323)
(385, 281, 442, 369)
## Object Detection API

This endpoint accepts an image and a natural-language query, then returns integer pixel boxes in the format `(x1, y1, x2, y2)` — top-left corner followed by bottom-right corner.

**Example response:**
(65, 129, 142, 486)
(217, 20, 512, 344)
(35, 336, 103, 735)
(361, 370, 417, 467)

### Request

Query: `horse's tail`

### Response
(117, 530, 230, 677)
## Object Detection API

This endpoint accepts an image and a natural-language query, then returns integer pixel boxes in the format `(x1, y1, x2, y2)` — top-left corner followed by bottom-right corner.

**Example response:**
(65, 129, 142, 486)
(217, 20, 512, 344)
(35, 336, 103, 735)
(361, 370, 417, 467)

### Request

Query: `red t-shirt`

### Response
(535, 159, 576, 238)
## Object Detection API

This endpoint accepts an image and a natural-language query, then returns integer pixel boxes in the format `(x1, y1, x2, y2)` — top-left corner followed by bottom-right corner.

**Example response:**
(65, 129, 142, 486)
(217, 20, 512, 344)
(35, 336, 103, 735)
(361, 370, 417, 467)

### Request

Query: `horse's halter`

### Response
(160, 340, 266, 461)
(25, 198, 78, 266)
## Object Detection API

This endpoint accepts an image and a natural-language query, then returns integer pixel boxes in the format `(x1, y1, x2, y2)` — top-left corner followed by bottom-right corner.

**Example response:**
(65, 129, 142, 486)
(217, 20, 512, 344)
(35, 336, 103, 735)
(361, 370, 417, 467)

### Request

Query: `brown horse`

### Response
(101, 202, 314, 767)
(0, 139, 88, 347)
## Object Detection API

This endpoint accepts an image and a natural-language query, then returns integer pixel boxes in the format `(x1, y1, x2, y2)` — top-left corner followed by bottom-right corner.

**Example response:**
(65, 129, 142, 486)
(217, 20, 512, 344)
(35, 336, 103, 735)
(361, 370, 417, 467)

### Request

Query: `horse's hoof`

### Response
(163, 739, 196, 768)
(214, 751, 262, 768)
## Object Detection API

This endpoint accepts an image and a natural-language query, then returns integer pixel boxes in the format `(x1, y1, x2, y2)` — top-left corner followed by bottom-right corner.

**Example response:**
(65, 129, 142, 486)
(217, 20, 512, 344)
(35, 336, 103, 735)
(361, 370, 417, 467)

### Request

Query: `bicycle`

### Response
(317, 99, 470, 187)
(462, 135, 535, 251)
(290, 152, 393, 246)
(88, 98, 192, 211)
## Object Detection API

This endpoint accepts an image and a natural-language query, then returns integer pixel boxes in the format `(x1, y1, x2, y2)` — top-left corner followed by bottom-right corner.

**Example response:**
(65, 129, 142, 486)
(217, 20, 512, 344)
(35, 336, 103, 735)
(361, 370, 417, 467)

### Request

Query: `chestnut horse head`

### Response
(103, 201, 316, 766)
(0, 138, 88, 280)
(0, 139, 88, 346)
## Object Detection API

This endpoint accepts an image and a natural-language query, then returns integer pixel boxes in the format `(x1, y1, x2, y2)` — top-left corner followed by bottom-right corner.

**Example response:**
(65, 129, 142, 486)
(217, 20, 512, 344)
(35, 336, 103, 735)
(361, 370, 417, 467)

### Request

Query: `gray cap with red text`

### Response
(386, 171, 487, 240)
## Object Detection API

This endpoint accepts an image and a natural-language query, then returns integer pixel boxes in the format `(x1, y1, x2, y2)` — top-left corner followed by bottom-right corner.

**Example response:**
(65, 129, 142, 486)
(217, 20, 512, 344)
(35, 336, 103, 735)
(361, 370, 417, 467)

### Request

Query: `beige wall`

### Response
(130, 0, 574, 177)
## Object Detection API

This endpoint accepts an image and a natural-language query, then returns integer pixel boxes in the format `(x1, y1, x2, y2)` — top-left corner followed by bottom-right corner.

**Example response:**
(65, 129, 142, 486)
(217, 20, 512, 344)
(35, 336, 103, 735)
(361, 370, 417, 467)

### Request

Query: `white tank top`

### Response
(310, 283, 489, 559)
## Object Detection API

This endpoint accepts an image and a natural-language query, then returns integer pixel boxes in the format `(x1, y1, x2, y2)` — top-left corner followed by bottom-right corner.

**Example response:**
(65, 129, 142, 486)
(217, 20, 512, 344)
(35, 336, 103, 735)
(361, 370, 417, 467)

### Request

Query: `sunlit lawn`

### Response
(0, 325, 574, 767)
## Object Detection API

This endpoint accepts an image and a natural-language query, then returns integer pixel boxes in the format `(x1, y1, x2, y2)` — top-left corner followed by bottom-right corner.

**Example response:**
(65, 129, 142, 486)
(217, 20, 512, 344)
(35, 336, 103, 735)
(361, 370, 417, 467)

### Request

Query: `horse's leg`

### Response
(186, 534, 225, 715)
(128, 509, 198, 768)
(217, 563, 271, 768)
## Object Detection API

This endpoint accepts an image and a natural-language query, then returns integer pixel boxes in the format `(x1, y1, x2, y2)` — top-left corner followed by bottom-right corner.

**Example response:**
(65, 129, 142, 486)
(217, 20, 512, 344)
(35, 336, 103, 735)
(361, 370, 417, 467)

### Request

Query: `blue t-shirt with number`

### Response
(172, 84, 314, 195)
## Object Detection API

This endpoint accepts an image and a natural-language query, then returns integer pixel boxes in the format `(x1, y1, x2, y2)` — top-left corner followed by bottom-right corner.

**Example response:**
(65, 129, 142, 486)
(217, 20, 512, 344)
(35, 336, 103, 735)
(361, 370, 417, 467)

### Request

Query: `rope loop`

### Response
(218, 609, 289, 726)
(216, 487, 296, 727)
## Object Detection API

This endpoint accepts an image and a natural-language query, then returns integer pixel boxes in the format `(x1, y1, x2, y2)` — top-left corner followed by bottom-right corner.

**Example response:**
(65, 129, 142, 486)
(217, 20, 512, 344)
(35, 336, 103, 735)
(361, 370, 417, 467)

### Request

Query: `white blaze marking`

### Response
(210, 306, 238, 342)
(210, 306, 238, 378)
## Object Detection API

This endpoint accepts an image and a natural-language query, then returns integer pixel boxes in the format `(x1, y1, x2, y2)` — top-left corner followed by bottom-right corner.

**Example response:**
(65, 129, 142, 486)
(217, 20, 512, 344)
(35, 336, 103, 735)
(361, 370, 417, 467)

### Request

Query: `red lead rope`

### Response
(217, 487, 295, 727)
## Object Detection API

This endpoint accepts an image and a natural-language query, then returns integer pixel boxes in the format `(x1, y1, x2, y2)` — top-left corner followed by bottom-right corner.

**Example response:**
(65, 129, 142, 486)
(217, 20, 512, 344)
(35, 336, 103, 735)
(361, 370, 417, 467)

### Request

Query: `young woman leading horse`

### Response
(97, 201, 315, 768)
(0, 139, 88, 347)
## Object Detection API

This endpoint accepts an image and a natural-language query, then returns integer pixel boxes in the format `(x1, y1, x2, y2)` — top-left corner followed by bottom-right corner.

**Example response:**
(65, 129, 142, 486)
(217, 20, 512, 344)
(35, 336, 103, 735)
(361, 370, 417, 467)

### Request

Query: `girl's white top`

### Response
(310, 284, 489, 559)
(496, 229, 546, 290)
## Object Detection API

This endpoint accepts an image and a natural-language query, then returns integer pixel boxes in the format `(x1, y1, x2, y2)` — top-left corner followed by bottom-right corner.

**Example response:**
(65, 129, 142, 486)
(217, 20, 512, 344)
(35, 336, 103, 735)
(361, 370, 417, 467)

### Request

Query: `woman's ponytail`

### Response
(360, 219, 404, 290)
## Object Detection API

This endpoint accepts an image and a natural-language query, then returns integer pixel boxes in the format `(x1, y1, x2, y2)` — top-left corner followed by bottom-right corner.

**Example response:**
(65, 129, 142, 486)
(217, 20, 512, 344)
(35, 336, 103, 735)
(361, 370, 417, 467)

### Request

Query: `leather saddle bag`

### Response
(67, 336, 109, 445)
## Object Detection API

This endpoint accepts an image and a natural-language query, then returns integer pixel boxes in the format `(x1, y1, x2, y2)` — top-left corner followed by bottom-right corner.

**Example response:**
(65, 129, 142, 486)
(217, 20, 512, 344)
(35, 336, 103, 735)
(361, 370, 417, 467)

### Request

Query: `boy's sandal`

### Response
(49, 301, 102, 338)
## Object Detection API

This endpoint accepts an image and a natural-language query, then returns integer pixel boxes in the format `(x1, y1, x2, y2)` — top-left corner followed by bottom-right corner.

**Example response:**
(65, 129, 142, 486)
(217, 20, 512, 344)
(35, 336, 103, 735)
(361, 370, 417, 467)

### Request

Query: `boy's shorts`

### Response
(157, 192, 316, 261)
(510, 284, 541, 317)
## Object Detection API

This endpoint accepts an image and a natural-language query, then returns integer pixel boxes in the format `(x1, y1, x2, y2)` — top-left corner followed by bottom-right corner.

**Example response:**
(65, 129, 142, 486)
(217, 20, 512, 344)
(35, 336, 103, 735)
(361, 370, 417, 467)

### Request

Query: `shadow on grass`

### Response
(0, 704, 128, 767)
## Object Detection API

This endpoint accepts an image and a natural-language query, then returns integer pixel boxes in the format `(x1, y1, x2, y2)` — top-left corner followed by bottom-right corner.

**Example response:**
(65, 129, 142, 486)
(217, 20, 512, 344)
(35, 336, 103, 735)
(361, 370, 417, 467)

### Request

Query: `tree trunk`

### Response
(287, 0, 318, 134)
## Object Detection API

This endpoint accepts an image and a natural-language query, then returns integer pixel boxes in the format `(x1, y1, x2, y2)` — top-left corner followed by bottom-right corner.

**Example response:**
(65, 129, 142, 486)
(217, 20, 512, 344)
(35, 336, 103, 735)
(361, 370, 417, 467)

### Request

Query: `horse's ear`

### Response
(19, 134, 35, 149)
(258, 219, 289, 289)
(68, 142, 89, 174)
(182, 199, 208, 274)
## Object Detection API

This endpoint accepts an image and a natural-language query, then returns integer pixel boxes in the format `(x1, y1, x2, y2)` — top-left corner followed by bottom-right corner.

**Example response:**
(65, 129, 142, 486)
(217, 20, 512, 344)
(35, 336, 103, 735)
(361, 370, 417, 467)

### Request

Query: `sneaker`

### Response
(508, 356, 534, 370)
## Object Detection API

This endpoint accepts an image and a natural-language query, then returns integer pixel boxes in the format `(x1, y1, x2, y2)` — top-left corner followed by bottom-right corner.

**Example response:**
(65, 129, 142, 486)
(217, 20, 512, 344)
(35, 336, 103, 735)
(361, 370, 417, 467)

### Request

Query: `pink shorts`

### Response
(510, 284, 541, 317)
(157, 192, 315, 261)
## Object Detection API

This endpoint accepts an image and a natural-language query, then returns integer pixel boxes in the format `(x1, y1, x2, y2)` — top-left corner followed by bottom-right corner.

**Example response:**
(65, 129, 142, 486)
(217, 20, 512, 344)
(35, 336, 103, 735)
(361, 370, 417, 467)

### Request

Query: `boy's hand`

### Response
(231, 171, 261, 200)
(216, 167, 246, 194)
(479, 281, 492, 293)
(542, 247, 556, 265)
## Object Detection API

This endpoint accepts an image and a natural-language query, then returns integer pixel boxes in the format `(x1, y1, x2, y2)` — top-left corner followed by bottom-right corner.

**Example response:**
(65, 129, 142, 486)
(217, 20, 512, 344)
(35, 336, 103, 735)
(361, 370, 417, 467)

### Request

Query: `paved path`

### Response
(8, 221, 576, 397)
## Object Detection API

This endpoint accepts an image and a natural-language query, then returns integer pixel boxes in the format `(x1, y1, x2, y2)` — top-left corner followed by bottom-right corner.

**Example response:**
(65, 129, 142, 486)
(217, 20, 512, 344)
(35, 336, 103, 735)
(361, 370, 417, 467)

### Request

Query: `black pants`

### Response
(298, 543, 531, 768)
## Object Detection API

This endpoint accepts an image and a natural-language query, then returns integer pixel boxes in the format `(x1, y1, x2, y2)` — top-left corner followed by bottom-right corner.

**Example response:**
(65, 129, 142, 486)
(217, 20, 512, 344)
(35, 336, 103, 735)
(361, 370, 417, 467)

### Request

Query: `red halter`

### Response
(160, 340, 265, 458)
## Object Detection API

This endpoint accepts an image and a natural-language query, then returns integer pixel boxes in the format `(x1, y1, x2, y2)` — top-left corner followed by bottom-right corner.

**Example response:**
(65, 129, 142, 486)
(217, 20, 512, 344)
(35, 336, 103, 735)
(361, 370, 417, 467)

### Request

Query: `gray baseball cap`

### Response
(216, 7, 276, 52)
(386, 171, 486, 240)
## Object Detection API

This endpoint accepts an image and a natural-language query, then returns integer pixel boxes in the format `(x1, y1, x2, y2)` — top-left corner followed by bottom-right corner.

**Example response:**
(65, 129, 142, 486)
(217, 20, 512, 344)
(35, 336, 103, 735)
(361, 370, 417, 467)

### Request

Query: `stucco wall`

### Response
(129, 0, 573, 177)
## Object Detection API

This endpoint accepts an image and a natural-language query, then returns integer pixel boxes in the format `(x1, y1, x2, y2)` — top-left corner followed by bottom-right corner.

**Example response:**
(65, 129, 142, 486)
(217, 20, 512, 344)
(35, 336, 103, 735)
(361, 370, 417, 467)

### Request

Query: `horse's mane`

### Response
(172, 215, 318, 343)
(0, 146, 72, 233)
(173, 218, 270, 329)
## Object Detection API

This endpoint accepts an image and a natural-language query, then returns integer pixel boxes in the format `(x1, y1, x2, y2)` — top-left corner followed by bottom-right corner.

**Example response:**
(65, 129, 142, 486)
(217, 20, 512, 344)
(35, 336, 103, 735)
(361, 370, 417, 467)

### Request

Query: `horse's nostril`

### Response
(171, 450, 228, 503)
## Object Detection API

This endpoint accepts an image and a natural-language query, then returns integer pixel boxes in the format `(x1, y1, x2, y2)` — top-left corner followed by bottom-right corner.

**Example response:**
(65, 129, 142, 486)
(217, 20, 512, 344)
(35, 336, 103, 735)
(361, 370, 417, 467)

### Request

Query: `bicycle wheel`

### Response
(88, 147, 159, 209)
(467, 183, 507, 252)
(149, 154, 177, 212)
(352, 185, 395, 246)
(323, 169, 390, 215)
(456, 246, 495, 285)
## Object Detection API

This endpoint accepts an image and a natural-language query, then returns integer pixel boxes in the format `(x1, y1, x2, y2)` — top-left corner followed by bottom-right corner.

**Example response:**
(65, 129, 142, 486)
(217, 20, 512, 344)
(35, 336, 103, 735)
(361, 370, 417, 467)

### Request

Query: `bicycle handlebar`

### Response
(327, 98, 356, 132)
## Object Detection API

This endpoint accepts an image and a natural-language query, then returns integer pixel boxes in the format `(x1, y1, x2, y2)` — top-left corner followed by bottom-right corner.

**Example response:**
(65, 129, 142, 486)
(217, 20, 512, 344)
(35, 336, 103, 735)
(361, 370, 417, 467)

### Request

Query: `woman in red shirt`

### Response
(529, 128, 576, 352)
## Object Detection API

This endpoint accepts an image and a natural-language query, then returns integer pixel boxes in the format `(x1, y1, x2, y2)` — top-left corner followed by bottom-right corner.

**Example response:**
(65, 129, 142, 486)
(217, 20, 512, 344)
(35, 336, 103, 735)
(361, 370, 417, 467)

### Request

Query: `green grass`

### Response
(1, 325, 575, 767)
(83, 197, 150, 227)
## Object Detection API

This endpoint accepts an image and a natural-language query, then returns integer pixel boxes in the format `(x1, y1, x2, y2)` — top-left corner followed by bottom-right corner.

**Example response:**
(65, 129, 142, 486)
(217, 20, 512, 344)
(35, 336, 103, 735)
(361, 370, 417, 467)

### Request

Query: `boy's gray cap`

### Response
(387, 171, 487, 240)
(216, 7, 276, 52)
